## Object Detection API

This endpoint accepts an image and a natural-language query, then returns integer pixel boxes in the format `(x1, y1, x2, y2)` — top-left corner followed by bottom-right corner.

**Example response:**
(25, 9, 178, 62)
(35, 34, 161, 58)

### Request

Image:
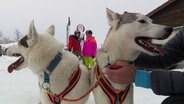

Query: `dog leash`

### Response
(62, 62, 130, 103)
(61, 69, 105, 102)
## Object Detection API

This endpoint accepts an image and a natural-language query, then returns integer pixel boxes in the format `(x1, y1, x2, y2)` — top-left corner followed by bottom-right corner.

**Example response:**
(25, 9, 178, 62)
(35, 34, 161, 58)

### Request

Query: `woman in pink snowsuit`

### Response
(82, 30, 97, 69)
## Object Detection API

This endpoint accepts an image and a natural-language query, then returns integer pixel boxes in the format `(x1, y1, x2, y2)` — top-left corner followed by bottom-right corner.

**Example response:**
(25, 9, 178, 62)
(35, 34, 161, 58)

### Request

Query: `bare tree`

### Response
(14, 29, 23, 41)
(0, 29, 23, 44)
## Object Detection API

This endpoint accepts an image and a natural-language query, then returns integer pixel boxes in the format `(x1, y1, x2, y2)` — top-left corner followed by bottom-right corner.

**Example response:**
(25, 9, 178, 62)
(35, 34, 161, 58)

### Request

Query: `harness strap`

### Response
(96, 65, 130, 104)
(48, 66, 81, 104)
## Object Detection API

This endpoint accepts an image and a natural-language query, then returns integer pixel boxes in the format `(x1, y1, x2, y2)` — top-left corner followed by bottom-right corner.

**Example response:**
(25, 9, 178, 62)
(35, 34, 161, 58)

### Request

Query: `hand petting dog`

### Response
(106, 60, 135, 85)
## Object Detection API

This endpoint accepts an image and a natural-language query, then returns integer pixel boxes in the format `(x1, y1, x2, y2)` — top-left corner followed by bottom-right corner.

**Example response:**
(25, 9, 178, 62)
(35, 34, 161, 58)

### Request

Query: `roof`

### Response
(147, 0, 176, 17)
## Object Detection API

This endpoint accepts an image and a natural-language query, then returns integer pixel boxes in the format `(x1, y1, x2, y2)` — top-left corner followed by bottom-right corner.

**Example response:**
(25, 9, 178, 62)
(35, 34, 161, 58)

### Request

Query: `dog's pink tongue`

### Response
(8, 64, 14, 73)
(7, 57, 24, 73)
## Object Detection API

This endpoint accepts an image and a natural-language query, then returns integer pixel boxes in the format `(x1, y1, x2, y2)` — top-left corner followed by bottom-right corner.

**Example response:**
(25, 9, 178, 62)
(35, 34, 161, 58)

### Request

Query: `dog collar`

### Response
(44, 51, 62, 84)
(46, 51, 62, 74)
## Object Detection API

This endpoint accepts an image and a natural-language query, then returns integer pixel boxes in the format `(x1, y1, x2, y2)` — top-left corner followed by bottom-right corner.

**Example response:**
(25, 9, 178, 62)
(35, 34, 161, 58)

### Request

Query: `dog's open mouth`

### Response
(135, 37, 165, 55)
(8, 54, 24, 73)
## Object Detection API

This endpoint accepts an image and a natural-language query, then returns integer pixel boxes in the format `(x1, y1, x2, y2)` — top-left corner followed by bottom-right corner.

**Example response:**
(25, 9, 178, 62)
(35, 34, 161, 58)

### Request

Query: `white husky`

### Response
(91, 8, 173, 104)
(6, 21, 90, 104)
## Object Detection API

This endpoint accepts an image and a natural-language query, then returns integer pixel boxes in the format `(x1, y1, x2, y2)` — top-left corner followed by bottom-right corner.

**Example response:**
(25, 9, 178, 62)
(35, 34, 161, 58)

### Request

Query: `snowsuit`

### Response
(82, 35, 97, 69)
(135, 25, 184, 104)
(67, 35, 81, 57)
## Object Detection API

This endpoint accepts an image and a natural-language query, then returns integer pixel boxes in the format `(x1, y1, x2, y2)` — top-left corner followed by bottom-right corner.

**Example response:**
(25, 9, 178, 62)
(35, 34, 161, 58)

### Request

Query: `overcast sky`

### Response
(0, 0, 167, 46)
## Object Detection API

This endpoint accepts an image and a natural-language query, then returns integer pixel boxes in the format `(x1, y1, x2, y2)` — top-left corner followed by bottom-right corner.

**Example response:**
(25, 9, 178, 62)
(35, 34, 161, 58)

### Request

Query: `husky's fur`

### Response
(6, 21, 90, 104)
(91, 8, 172, 104)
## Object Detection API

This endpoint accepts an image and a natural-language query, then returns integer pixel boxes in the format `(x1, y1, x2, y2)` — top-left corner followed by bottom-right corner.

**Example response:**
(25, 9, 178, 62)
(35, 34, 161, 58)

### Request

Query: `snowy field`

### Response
(0, 55, 168, 104)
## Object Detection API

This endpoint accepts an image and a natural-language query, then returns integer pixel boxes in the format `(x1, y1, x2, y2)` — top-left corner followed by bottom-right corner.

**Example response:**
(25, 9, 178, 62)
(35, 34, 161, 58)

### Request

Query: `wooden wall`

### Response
(149, 0, 184, 27)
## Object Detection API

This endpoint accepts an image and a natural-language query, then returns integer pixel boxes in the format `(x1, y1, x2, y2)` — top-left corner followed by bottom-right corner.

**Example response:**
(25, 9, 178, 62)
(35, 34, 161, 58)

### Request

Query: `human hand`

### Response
(106, 60, 135, 84)
(135, 69, 151, 88)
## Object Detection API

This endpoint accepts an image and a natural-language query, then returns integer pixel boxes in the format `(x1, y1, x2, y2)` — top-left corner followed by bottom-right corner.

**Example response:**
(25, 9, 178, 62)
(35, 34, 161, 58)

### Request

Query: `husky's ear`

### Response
(106, 8, 120, 29)
(45, 25, 55, 36)
(26, 20, 38, 47)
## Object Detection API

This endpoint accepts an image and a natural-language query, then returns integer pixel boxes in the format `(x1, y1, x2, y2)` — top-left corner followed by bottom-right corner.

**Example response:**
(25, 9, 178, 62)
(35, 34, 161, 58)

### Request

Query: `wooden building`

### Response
(147, 0, 184, 68)
(147, 0, 184, 44)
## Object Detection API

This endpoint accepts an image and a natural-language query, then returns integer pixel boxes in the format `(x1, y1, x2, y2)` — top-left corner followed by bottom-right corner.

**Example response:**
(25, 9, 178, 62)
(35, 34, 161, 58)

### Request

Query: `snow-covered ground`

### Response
(0, 55, 168, 104)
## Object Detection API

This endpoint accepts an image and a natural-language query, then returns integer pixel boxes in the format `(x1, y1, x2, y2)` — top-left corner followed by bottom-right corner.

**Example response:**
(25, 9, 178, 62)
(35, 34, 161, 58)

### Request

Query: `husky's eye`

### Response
(138, 19, 146, 24)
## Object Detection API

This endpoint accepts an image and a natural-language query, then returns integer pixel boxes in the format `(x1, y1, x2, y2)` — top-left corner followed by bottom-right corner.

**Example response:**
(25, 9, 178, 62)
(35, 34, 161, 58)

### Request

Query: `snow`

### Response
(0, 55, 169, 104)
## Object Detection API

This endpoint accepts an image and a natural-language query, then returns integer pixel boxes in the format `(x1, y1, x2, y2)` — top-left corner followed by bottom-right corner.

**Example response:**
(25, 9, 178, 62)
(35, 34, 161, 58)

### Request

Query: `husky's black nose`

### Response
(165, 26, 173, 34)
(161, 26, 173, 39)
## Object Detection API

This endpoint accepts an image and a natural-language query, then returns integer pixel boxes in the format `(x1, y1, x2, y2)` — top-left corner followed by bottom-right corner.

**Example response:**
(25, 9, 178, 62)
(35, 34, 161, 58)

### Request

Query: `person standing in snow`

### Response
(67, 30, 82, 58)
(82, 30, 97, 70)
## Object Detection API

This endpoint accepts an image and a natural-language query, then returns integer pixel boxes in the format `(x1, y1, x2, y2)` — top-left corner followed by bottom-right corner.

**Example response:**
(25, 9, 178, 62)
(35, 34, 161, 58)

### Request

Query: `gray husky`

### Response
(91, 8, 173, 104)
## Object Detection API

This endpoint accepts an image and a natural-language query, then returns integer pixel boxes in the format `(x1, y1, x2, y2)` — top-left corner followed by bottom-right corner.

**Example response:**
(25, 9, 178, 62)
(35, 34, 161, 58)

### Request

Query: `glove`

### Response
(135, 69, 151, 89)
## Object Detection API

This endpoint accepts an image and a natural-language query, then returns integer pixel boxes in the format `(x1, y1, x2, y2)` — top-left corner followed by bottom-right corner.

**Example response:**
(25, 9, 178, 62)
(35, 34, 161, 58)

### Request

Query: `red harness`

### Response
(48, 66, 81, 104)
(96, 65, 130, 104)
